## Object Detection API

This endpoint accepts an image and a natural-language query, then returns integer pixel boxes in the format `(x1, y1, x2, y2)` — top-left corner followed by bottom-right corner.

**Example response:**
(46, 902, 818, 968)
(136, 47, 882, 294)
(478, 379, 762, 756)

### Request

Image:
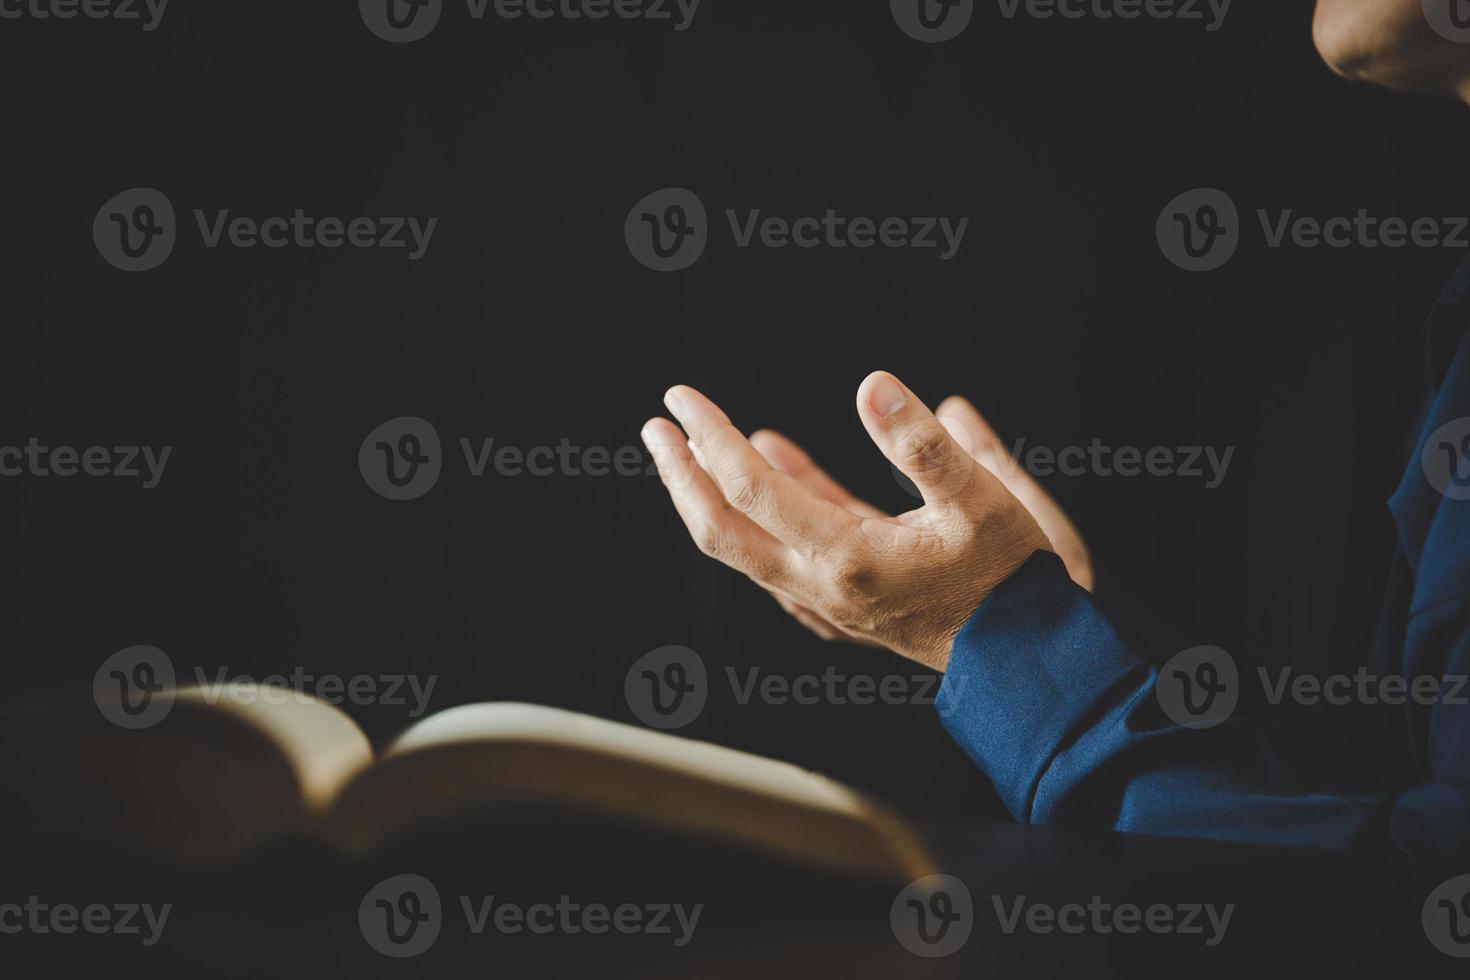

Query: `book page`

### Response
(175, 686, 375, 812)
(389, 702, 869, 815)
(332, 702, 934, 880)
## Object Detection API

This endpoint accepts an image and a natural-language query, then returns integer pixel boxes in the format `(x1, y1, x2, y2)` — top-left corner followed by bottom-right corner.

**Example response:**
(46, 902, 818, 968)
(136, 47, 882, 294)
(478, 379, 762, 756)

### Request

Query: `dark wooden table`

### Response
(1, 818, 1461, 978)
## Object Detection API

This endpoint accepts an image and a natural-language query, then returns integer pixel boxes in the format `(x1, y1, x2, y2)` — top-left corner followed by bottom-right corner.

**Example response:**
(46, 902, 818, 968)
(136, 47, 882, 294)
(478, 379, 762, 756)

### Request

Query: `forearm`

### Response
(938, 552, 1389, 851)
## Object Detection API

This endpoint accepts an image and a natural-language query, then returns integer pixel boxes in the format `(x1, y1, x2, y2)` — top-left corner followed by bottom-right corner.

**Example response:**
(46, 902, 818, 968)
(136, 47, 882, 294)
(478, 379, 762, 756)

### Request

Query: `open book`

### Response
(0, 684, 934, 882)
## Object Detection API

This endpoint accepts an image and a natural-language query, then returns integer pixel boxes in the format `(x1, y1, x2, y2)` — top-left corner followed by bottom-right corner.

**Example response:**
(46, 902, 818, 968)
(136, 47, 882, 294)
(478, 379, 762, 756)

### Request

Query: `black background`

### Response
(3, 0, 1470, 823)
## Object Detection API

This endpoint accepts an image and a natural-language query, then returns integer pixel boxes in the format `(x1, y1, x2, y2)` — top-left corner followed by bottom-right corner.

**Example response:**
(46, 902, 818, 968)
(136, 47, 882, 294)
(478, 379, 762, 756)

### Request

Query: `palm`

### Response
(741, 406, 1089, 648)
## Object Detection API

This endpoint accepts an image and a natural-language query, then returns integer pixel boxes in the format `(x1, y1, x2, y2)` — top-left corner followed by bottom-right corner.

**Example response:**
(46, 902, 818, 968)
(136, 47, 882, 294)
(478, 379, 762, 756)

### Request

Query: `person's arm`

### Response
(639, 371, 1467, 859)
(938, 549, 1470, 857)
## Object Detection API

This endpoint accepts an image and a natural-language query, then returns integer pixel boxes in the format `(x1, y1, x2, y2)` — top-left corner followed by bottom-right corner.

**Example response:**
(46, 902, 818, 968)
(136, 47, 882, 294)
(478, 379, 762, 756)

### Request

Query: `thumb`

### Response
(856, 371, 985, 507)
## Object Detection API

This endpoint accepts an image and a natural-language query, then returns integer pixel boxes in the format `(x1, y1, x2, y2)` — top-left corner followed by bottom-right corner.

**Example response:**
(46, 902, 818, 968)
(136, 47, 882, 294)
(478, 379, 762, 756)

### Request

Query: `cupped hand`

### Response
(641, 371, 1051, 671)
(667, 388, 1093, 648)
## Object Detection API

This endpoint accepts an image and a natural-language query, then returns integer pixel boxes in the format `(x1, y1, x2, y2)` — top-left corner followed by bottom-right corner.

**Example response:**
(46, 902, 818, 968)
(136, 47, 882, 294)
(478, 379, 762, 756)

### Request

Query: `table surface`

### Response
(0, 817, 1461, 979)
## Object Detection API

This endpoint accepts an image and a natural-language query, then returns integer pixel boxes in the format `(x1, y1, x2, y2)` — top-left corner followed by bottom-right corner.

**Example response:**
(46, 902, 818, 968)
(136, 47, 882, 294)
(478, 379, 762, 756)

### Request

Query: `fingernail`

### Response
(663, 387, 687, 417)
(868, 376, 907, 418)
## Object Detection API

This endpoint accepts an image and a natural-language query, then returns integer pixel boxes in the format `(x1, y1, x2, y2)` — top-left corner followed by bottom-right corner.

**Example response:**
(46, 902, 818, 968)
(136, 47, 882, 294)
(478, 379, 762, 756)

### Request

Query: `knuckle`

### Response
(746, 550, 787, 586)
(803, 536, 850, 581)
(694, 520, 730, 559)
(830, 557, 878, 600)
(726, 470, 768, 514)
(821, 547, 889, 634)
(896, 424, 953, 476)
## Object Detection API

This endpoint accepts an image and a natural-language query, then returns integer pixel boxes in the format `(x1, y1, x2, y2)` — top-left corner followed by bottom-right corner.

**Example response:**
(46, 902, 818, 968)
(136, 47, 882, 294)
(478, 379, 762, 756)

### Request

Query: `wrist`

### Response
(920, 525, 1051, 672)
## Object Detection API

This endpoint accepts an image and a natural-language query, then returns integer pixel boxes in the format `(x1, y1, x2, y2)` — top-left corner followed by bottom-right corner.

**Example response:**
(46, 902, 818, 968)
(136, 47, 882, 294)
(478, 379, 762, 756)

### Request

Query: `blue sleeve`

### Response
(935, 551, 1425, 853)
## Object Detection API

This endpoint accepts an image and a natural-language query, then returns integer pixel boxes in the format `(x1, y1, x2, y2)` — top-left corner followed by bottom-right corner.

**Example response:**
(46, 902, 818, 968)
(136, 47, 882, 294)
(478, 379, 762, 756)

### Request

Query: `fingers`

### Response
(854, 372, 990, 508)
(935, 396, 1028, 485)
(748, 429, 887, 519)
(936, 395, 1096, 592)
(768, 591, 844, 642)
(641, 417, 794, 587)
(767, 589, 884, 647)
(933, 394, 1065, 524)
(663, 386, 859, 552)
(934, 393, 1050, 514)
